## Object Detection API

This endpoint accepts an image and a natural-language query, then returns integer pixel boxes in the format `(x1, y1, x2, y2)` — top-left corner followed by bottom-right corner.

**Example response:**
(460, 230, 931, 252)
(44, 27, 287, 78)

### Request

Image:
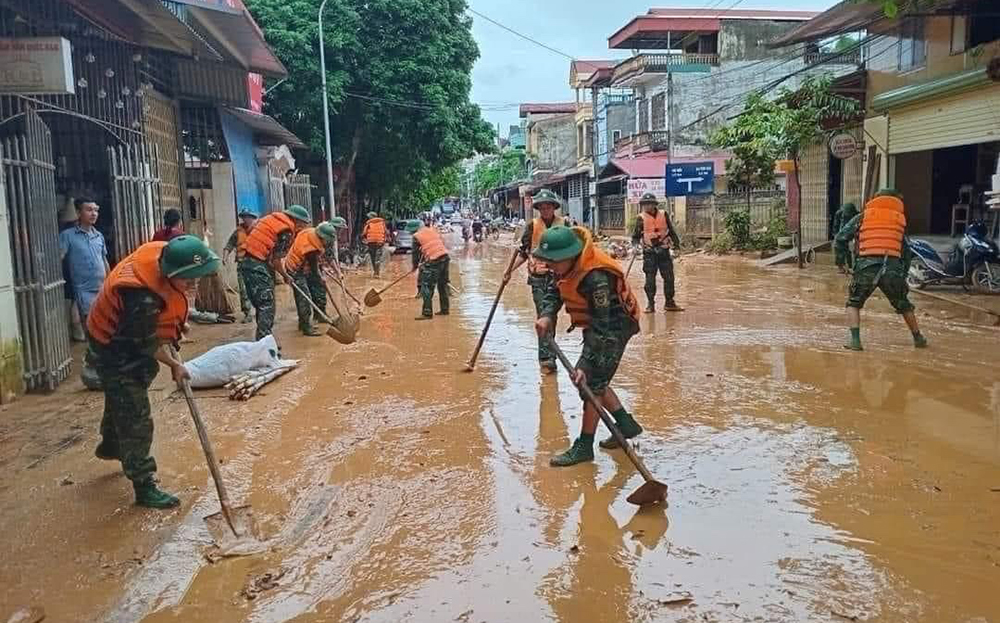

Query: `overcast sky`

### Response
(469, 0, 839, 134)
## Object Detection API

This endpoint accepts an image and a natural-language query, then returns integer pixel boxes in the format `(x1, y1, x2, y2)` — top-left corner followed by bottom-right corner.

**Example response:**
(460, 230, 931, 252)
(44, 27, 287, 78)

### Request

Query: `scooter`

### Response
(907, 221, 1000, 293)
(472, 223, 484, 242)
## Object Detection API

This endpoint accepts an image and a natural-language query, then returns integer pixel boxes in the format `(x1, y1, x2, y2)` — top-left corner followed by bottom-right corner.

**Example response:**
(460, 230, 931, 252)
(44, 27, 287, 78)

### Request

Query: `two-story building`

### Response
(770, 0, 1000, 247)
(592, 8, 859, 236)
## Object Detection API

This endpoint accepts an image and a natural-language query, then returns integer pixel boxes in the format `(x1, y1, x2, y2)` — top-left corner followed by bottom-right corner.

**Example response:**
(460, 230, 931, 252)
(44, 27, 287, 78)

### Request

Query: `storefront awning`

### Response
(223, 107, 306, 149)
(186, 4, 286, 77)
(872, 67, 992, 112)
(521, 165, 591, 194)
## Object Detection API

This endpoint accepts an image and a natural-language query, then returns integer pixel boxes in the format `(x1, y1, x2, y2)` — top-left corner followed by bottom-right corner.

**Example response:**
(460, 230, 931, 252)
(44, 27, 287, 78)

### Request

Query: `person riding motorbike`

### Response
(472, 219, 484, 242)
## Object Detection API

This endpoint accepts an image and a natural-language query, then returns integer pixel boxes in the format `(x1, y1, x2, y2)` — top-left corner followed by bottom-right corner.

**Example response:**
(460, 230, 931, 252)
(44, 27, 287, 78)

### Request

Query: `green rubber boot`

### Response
(844, 328, 863, 351)
(913, 332, 928, 348)
(549, 437, 595, 467)
(599, 412, 643, 449)
(134, 480, 180, 509)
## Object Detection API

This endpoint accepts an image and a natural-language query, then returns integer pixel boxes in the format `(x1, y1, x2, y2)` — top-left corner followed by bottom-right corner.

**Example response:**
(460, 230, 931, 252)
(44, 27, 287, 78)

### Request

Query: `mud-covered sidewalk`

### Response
(2, 235, 999, 623)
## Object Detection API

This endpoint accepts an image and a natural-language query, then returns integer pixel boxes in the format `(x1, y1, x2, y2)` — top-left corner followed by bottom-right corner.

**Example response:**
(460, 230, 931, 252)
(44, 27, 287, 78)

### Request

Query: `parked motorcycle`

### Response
(907, 221, 1000, 294)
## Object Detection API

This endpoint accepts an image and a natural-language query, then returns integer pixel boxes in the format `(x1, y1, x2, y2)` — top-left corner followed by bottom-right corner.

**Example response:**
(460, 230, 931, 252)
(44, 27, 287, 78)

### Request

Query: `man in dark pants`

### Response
(87, 235, 220, 508)
(533, 225, 643, 466)
(505, 189, 564, 373)
(361, 211, 388, 277)
(632, 192, 681, 312)
(285, 219, 343, 335)
(409, 219, 450, 319)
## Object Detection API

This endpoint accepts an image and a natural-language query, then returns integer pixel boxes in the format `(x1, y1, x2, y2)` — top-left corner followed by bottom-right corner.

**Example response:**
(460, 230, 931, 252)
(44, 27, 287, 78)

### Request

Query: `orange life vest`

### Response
(858, 195, 906, 258)
(362, 217, 387, 244)
(244, 212, 295, 261)
(88, 241, 189, 345)
(235, 225, 251, 261)
(284, 227, 326, 273)
(413, 227, 448, 261)
(640, 210, 671, 247)
(556, 227, 640, 330)
(527, 216, 564, 275)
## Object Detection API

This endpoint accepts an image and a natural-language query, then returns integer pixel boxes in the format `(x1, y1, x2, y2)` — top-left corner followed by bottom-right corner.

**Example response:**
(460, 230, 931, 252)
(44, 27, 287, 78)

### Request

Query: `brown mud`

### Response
(1, 236, 999, 622)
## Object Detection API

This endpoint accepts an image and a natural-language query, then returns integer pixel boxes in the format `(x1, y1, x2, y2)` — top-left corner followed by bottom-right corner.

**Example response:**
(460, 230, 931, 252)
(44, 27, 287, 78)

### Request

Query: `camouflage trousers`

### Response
(236, 267, 251, 316)
(529, 274, 555, 363)
(91, 348, 160, 484)
(418, 256, 450, 317)
(577, 325, 637, 396)
(847, 257, 914, 313)
(239, 257, 276, 340)
(368, 243, 385, 276)
(643, 248, 675, 304)
(290, 268, 327, 328)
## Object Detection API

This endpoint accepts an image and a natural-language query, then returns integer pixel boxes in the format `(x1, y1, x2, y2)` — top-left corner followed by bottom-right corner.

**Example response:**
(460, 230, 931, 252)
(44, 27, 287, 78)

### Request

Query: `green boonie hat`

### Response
(160, 235, 221, 279)
(532, 226, 583, 263)
(315, 221, 337, 241)
(328, 216, 348, 229)
(533, 189, 562, 208)
(404, 219, 422, 233)
(238, 208, 258, 218)
(367, 211, 377, 219)
(284, 204, 312, 224)
(874, 188, 903, 200)
(639, 192, 659, 205)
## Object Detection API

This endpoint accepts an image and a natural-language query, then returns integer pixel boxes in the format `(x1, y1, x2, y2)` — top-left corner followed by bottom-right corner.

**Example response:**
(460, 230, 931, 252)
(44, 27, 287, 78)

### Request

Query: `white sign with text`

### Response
(627, 178, 666, 202)
(0, 37, 74, 94)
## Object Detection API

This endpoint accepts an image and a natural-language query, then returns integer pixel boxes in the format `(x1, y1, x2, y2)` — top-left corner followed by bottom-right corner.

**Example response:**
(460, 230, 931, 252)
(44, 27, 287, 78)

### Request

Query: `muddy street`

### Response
(2, 232, 999, 623)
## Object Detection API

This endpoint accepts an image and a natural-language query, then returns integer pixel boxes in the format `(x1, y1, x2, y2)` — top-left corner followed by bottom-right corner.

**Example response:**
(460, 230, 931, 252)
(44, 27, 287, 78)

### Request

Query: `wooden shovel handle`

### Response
(546, 337, 658, 484)
(288, 277, 335, 324)
(377, 264, 421, 296)
(467, 249, 520, 370)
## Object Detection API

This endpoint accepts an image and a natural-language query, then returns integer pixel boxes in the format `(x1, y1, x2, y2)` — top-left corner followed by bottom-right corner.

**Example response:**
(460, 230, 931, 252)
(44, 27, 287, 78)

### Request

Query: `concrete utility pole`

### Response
(318, 0, 337, 253)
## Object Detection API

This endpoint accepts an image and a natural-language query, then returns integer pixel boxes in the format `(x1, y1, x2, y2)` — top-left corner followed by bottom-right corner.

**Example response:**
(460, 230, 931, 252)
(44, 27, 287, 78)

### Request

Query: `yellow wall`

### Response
(866, 16, 1000, 109)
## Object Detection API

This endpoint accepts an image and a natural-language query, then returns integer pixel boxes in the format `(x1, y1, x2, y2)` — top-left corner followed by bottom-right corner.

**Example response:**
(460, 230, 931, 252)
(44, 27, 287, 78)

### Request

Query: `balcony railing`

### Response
(614, 130, 670, 154)
(611, 53, 719, 85)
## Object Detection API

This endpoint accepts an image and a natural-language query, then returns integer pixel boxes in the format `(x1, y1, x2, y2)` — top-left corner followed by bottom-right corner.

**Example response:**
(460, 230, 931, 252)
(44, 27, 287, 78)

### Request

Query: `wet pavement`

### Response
(1, 233, 999, 622)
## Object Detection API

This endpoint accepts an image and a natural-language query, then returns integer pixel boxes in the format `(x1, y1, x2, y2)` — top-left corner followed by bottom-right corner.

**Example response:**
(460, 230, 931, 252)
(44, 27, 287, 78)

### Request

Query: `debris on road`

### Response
(5, 607, 45, 623)
(227, 364, 298, 401)
(240, 568, 287, 600)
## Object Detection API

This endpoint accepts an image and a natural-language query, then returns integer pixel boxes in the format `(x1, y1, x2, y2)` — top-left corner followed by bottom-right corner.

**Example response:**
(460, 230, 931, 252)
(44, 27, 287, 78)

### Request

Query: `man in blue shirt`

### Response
(59, 197, 109, 326)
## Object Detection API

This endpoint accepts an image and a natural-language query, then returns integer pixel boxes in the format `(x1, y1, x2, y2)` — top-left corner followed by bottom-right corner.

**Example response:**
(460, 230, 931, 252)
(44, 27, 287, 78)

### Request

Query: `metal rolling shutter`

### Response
(888, 84, 1000, 154)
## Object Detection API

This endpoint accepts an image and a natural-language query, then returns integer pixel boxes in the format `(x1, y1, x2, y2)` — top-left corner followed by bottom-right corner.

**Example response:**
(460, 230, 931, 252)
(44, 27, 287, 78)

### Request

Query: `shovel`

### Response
(465, 249, 519, 371)
(364, 265, 420, 307)
(171, 348, 260, 549)
(287, 278, 353, 343)
(547, 337, 668, 507)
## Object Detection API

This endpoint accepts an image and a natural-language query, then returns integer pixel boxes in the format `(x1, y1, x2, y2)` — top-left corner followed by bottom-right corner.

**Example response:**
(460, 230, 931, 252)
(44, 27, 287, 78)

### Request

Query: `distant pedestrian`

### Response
(223, 208, 259, 323)
(835, 189, 927, 351)
(152, 208, 184, 241)
(409, 219, 450, 319)
(361, 211, 388, 277)
(632, 193, 681, 312)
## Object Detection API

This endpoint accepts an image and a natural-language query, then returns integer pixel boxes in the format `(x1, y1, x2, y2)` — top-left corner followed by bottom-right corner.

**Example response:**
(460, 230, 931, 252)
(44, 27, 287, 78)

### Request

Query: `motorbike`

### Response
(907, 221, 1000, 294)
(472, 223, 484, 242)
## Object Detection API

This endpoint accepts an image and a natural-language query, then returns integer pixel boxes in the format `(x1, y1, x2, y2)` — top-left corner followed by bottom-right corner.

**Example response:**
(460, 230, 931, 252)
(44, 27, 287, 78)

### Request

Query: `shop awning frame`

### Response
(872, 67, 992, 112)
(223, 107, 305, 149)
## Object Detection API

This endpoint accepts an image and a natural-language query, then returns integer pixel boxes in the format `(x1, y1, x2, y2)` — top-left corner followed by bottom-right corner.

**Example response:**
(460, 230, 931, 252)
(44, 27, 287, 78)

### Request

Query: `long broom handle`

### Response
(546, 337, 658, 484)
(624, 247, 639, 280)
(288, 277, 336, 324)
(377, 264, 420, 296)
(467, 249, 520, 370)
(171, 347, 239, 536)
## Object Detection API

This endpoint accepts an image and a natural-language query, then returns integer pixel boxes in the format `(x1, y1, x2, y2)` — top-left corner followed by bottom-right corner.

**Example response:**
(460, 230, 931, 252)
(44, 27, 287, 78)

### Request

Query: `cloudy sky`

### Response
(468, 0, 840, 135)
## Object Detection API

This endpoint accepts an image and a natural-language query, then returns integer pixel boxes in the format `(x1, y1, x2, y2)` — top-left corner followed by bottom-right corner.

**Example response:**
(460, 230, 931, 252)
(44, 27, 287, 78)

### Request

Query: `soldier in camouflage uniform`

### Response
(533, 226, 644, 467)
(632, 192, 681, 312)
(505, 189, 564, 372)
(286, 219, 345, 335)
(238, 204, 312, 340)
(408, 219, 450, 319)
(87, 236, 220, 509)
(222, 208, 258, 323)
(835, 189, 928, 351)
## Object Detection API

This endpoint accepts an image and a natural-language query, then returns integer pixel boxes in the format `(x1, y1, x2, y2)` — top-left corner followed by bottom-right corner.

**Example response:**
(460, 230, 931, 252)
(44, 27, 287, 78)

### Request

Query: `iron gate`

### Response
(284, 173, 313, 218)
(108, 144, 164, 262)
(0, 108, 72, 392)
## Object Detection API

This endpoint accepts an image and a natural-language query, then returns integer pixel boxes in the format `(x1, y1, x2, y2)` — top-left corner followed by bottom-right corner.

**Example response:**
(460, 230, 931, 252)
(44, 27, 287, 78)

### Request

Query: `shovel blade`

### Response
(626, 480, 669, 507)
(204, 504, 260, 547)
(363, 288, 381, 307)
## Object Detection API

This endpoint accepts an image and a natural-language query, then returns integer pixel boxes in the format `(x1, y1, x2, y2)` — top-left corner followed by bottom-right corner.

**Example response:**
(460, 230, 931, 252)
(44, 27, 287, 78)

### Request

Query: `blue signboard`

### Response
(665, 161, 715, 197)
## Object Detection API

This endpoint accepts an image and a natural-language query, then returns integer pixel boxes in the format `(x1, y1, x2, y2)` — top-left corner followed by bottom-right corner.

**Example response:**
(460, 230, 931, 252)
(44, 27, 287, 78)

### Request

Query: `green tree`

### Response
(713, 76, 859, 266)
(848, 0, 934, 18)
(244, 0, 495, 238)
(711, 98, 779, 217)
(473, 149, 526, 196)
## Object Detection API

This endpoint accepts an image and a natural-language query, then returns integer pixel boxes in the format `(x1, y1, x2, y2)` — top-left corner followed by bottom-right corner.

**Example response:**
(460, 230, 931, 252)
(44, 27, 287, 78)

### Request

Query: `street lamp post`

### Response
(318, 0, 337, 253)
